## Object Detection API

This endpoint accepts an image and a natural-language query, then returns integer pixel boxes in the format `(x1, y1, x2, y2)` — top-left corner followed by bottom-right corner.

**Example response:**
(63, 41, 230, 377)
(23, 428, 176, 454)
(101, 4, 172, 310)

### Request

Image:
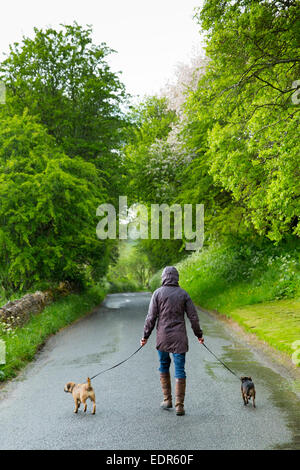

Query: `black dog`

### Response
(241, 376, 256, 408)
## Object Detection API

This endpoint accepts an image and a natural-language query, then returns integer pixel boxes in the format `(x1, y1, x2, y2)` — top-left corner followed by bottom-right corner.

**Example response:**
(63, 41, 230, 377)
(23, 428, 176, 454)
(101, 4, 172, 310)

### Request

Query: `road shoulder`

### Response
(197, 305, 300, 397)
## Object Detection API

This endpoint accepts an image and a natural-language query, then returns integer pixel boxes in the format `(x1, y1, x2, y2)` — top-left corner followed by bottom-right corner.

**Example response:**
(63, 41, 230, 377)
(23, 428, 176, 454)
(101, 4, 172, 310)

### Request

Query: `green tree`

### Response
(0, 110, 109, 294)
(122, 96, 192, 267)
(0, 22, 128, 201)
(191, 0, 300, 241)
(178, 88, 243, 240)
(124, 96, 177, 203)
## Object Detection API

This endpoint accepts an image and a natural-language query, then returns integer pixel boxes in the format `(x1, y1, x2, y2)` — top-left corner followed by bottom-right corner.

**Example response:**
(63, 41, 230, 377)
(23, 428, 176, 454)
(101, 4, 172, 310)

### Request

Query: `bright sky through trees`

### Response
(0, 0, 204, 98)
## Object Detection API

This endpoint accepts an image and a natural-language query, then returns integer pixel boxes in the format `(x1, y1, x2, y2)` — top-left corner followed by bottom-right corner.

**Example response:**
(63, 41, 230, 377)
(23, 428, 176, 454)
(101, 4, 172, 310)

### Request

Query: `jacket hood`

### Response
(161, 266, 179, 287)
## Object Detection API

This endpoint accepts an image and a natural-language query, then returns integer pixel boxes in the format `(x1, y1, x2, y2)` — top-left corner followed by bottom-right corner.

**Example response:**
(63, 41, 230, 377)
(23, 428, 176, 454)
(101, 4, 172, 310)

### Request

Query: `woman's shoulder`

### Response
(159, 285, 189, 297)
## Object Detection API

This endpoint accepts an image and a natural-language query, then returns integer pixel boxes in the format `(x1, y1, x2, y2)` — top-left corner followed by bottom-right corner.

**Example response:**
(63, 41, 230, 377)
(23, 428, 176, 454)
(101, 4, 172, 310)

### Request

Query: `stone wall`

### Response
(0, 282, 72, 328)
(0, 291, 53, 328)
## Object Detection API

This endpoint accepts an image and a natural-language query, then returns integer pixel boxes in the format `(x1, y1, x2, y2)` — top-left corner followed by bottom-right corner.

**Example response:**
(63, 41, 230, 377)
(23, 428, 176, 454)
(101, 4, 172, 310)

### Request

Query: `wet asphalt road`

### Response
(0, 292, 299, 450)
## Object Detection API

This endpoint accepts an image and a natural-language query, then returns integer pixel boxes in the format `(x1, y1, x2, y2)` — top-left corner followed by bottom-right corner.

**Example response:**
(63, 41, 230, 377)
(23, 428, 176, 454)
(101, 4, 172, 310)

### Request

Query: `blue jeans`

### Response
(158, 350, 186, 379)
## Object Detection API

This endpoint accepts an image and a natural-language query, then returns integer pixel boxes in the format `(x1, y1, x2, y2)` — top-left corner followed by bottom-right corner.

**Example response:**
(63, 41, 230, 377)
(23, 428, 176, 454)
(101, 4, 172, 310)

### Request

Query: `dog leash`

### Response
(201, 343, 240, 380)
(89, 345, 143, 380)
(89, 342, 240, 381)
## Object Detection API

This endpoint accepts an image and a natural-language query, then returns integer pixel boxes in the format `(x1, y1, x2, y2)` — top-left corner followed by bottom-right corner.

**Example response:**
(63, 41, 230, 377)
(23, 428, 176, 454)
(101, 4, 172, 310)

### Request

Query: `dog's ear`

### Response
(240, 376, 245, 381)
(64, 382, 75, 392)
(248, 377, 252, 381)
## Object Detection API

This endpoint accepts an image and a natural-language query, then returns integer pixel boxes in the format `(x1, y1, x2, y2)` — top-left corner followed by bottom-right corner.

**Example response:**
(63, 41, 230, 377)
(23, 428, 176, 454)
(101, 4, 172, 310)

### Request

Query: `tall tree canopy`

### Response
(0, 22, 128, 200)
(0, 23, 129, 293)
(191, 0, 300, 241)
(123, 0, 299, 272)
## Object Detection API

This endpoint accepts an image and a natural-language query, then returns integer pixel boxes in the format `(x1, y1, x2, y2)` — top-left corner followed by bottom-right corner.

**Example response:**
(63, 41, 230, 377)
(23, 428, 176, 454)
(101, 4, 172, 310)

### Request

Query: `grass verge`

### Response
(226, 298, 300, 358)
(0, 285, 106, 382)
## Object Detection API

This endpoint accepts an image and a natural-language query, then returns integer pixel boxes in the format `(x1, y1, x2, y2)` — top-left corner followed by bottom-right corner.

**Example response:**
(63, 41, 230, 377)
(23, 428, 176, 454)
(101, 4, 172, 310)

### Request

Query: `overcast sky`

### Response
(0, 0, 205, 98)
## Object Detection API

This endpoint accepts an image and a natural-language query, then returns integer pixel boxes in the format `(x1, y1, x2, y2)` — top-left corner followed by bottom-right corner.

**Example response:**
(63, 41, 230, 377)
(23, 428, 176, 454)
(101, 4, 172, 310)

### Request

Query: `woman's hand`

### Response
(198, 337, 204, 344)
(140, 338, 148, 347)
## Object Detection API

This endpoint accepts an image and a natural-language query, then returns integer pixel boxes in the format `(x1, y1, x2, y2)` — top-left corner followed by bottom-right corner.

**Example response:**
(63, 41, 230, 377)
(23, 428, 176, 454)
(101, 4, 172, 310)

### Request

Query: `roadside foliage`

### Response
(0, 23, 128, 297)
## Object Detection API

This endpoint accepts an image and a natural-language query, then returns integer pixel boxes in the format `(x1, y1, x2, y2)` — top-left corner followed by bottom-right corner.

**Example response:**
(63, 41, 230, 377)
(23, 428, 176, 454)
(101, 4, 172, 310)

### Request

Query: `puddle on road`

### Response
(103, 292, 151, 310)
(204, 362, 219, 380)
(199, 310, 300, 449)
(103, 297, 131, 309)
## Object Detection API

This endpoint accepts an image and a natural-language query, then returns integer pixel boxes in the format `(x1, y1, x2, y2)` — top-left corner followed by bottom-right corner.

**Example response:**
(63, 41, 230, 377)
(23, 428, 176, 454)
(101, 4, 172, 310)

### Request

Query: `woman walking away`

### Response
(140, 266, 204, 416)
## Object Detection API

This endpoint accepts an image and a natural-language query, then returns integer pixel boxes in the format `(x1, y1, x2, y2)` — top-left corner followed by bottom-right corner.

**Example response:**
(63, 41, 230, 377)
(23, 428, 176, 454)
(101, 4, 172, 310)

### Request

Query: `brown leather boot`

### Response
(160, 372, 172, 409)
(175, 378, 186, 416)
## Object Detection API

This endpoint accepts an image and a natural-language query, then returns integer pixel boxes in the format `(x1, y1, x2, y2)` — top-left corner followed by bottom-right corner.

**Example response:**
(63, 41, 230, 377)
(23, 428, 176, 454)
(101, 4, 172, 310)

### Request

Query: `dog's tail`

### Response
(87, 377, 92, 391)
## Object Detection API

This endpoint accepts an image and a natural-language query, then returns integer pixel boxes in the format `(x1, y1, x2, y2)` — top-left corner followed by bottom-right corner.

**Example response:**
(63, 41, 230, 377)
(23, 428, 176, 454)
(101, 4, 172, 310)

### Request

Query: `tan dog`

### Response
(64, 377, 96, 414)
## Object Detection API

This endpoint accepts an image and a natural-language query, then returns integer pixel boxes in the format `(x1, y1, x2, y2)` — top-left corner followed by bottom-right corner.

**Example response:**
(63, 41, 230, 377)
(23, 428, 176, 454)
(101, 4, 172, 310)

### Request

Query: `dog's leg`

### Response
(253, 392, 256, 408)
(91, 399, 96, 415)
(242, 392, 247, 406)
(82, 399, 87, 413)
(73, 397, 79, 414)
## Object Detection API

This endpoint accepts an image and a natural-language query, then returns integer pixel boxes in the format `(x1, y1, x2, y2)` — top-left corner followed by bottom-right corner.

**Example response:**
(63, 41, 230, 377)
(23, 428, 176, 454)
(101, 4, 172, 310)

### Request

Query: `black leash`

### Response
(89, 345, 143, 380)
(89, 342, 240, 382)
(201, 343, 240, 380)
